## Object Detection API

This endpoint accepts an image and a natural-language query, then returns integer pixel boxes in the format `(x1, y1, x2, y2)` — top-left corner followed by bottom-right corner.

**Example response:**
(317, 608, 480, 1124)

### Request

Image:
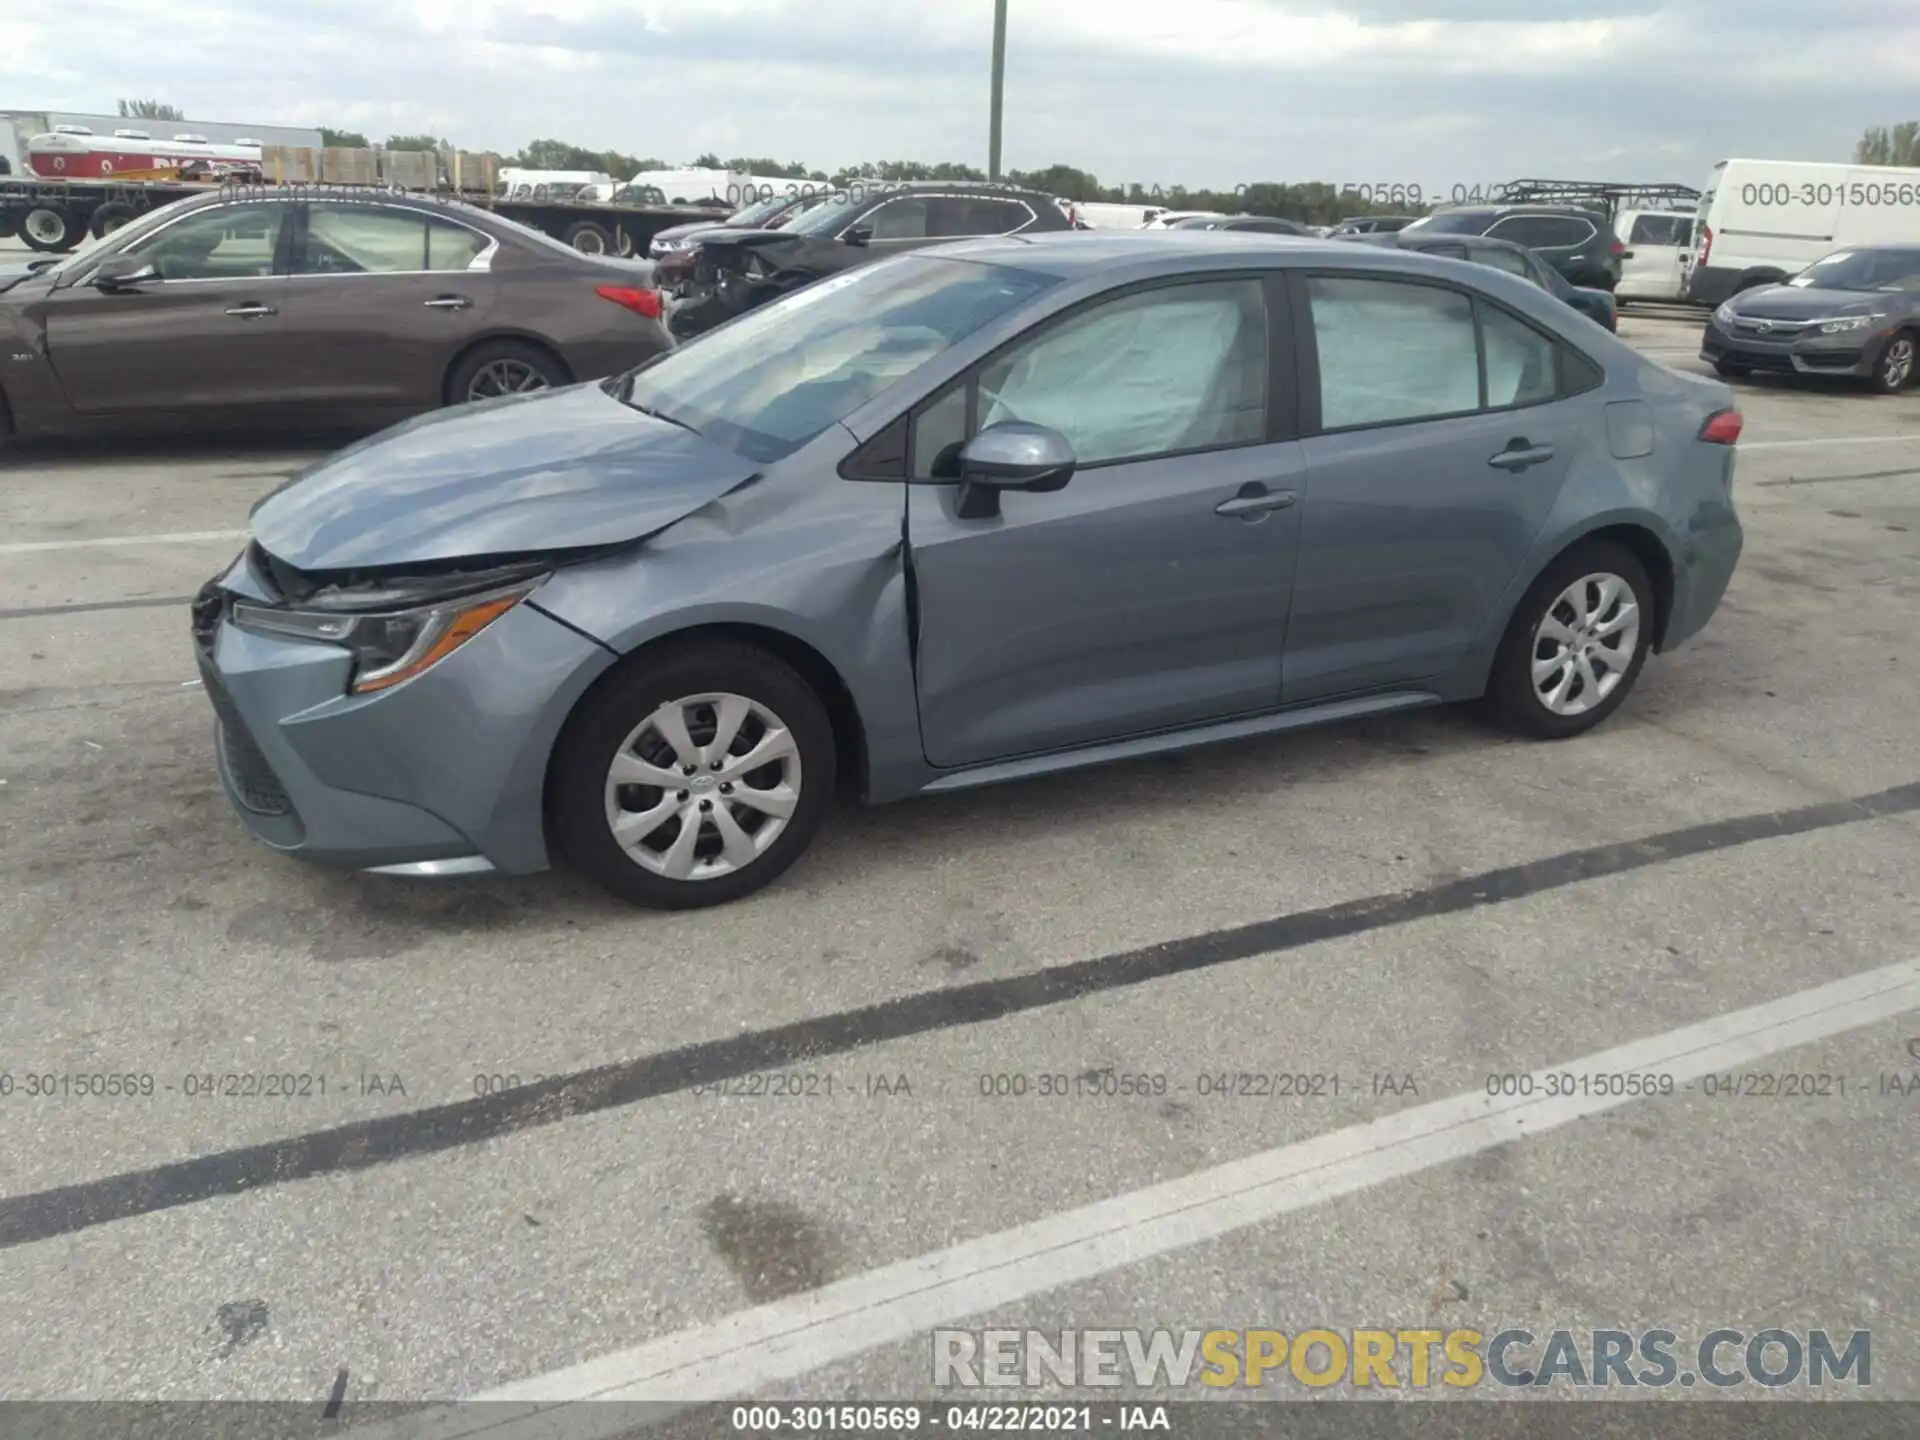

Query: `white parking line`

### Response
(352, 959, 1920, 1438)
(1743, 435, 1920, 452)
(0, 529, 247, 556)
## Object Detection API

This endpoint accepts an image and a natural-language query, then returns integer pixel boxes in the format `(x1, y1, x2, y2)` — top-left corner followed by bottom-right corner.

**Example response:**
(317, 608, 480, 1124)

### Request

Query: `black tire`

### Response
(0, 212, 17, 241)
(1713, 360, 1751, 379)
(444, 339, 570, 406)
(550, 640, 837, 909)
(19, 203, 82, 253)
(88, 202, 137, 240)
(1480, 540, 1656, 740)
(1867, 329, 1916, 395)
(562, 220, 612, 255)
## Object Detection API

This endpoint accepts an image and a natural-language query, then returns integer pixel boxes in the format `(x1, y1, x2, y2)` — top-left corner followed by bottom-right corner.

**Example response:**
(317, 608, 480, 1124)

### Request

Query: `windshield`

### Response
(623, 255, 1059, 463)
(1400, 211, 1485, 235)
(1788, 248, 1920, 291)
(785, 193, 870, 237)
(729, 196, 791, 227)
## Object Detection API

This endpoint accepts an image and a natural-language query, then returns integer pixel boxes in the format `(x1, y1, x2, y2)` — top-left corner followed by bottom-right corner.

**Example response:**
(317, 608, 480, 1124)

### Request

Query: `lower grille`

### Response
(198, 656, 292, 817)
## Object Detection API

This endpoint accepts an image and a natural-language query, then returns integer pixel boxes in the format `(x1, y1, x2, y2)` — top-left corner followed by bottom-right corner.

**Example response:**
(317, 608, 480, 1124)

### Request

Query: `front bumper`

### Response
(193, 571, 615, 876)
(1700, 318, 1894, 378)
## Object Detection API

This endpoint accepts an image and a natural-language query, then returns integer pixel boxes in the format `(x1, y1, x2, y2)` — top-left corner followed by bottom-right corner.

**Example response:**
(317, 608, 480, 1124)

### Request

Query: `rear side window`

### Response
(1472, 245, 1533, 278)
(1305, 275, 1602, 430)
(1306, 276, 1479, 428)
(865, 198, 931, 240)
(1486, 214, 1596, 248)
(933, 197, 1032, 237)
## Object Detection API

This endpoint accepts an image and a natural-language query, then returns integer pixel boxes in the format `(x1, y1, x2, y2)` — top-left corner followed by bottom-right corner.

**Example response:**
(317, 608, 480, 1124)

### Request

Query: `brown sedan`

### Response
(0, 189, 673, 444)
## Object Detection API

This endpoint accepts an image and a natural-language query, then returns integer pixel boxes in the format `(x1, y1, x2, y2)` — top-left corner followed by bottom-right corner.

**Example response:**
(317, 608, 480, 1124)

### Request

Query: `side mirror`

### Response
(843, 224, 873, 247)
(953, 423, 1077, 519)
(93, 256, 159, 290)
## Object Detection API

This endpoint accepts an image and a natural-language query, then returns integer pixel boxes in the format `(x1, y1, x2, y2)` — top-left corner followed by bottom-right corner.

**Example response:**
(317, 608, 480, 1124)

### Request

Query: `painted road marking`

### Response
(0, 529, 247, 555)
(349, 958, 1920, 1438)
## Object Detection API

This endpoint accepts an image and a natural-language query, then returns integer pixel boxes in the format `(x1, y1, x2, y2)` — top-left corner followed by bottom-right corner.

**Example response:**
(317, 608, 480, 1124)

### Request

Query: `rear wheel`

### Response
(550, 642, 837, 909)
(1481, 541, 1655, 740)
(1868, 330, 1916, 395)
(563, 220, 612, 255)
(20, 203, 81, 253)
(445, 340, 569, 406)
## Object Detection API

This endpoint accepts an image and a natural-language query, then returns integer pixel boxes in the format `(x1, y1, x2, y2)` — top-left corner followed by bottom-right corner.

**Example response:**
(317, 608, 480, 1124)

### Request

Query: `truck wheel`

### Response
(613, 227, 636, 257)
(20, 204, 83, 253)
(563, 221, 612, 255)
(88, 202, 137, 240)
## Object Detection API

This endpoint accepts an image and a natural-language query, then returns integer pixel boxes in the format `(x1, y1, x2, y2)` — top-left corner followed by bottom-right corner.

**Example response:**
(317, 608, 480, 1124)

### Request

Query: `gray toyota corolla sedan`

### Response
(193, 232, 1746, 909)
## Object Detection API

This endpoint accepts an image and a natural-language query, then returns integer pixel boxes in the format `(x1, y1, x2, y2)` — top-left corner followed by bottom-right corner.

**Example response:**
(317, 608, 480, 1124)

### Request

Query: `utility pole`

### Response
(988, 0, 1008, 180)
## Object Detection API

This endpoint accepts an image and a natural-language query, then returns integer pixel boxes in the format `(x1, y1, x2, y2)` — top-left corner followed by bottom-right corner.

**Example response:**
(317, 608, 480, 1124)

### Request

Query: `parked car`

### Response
(1613, 209, 1695, 304)
(1682, 157, 1920, 308)
(1143, 210, 1229, 229)
(666, 181, 1074, 339)
(0, 189, 671, 444)
(649, 192, 831, 290)
(1327, 216, 1416, 236)
(1700, 244, 1920, 394)
(1170, 214, 1318, 237)
(649, 192, 827, 260)
(1357, 230, 1619, 330)
(192, 232, 1744, 909)
(1400, 204, 1624, 290)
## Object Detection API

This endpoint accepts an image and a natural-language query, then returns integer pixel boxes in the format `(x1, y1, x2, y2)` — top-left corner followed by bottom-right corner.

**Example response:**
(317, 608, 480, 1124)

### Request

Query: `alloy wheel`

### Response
(1530, 572, 1641, 717)
(1880, 336, 1915, 391)
(603, 692, 802, 881)
(467, 359, 550, 401)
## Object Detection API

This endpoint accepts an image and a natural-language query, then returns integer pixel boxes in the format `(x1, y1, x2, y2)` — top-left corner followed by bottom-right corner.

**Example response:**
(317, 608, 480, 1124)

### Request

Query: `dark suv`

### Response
(1398, 205, 1623, 290)
(668, 181, 1074, 338)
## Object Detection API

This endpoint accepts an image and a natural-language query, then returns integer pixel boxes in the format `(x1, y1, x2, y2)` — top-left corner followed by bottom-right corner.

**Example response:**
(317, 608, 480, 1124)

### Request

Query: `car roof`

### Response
(921, 229, 1494, 279)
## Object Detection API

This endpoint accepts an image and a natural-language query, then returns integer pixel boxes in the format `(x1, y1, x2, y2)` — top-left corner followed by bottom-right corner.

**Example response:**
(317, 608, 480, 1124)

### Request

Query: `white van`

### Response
(1613, 209, 1695, 302)
(496, 168, 613, 200)
(1076, 202, 1168, 230)
(1682, 158, 1920, 306)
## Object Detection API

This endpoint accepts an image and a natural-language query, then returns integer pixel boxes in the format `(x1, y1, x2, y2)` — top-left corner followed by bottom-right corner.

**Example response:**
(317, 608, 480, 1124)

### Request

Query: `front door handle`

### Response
(1489, 441, 1555, 472)
(225, 303, 276, 318)
(424, 296, 472, 310)
(1215, 486, 1298, 518)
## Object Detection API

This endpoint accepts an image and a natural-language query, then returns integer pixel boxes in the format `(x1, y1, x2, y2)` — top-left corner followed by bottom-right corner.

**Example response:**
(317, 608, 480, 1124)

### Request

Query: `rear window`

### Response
(1628, 214, 1692, 246)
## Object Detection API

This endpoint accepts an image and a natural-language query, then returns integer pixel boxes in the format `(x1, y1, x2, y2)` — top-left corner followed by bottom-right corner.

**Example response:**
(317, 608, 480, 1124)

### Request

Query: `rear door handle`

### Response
(1489, 442, 1555, 472)
(1214, 488, 1298, 518)
(424, 296, 472, 310)
(225, 303, 276, 318)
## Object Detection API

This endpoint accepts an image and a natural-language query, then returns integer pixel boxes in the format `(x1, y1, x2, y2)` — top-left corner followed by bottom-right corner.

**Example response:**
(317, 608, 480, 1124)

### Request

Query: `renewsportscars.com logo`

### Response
(932, 1327, 1871, 1391)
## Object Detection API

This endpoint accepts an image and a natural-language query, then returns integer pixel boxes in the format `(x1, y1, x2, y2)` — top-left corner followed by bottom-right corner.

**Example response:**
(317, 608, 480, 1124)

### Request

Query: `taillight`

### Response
(1609, 237, 1625, 257)
(1697, 225, 1713, 264)
(1699, 409, 1743, 445)
(596, 285, 662, 319)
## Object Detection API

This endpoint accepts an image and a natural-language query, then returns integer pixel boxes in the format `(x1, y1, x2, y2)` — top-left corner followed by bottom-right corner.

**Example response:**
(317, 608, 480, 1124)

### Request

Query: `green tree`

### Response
(691, 152, 723, 168)
(383, 133, 447, 152)
(1008, 163, 1102, 200)
(118, 98, 184, 121)
(1855, 122, 1920, 167)
(319, 127, 370, 148)
(719, 157, 812, 178)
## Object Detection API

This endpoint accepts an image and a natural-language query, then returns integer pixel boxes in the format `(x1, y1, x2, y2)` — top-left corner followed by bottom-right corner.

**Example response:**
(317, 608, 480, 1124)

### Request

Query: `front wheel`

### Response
(1481, 542, 1655, 740)
(19, 203, 81, 252)
(1868, 330, 1916, 395)
(549, 642, 837, 909)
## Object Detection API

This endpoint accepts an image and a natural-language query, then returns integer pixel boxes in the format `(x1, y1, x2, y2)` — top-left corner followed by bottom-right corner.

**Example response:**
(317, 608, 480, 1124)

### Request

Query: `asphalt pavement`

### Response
(0, 289, 1916, 1426)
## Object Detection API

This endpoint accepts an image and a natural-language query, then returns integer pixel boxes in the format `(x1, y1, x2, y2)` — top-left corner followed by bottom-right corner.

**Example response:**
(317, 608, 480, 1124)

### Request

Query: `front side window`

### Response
(1400, 211, 1490, 236)
(932, 198, 1031, 237)
(620, 255, 1059, 464)
(865, 198, 931, 240)
(912, 278, 1268, 470)
(128, 203, 288, 280)
(1308, 276, 1479, 428)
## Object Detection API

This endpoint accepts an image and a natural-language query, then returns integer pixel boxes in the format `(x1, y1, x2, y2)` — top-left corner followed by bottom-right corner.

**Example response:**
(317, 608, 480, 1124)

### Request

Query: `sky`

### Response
(6, 0, 1919, 191)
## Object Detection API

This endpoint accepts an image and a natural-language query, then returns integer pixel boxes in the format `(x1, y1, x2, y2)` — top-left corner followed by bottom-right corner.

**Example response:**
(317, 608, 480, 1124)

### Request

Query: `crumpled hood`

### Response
(248, 383, 760, 571)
